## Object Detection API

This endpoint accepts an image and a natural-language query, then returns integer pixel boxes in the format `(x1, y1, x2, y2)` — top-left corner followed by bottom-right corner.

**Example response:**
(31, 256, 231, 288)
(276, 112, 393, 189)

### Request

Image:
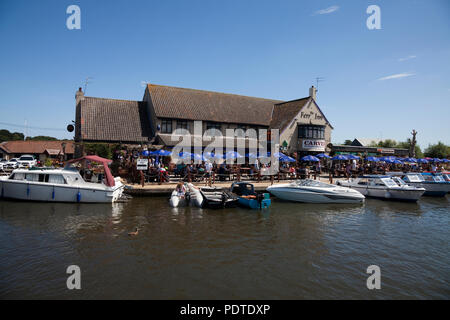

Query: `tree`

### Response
(0, 129, 24, 142)
(396, 139, 423, 158)
(343, 140, 353, 145)
(84, 143, 113, 159)
(26, 136, 58, 141)
(424, 142, 449, 159)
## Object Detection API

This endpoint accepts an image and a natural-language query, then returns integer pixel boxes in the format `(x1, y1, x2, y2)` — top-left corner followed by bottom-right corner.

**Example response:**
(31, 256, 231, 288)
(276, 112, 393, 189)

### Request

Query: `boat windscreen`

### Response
(292, 179, 334, 188)
(381, 178, 397, 187)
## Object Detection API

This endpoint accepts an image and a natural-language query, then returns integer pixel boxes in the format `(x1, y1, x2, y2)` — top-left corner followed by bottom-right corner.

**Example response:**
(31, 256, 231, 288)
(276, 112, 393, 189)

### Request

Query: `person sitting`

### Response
(175, 182, 186, 197)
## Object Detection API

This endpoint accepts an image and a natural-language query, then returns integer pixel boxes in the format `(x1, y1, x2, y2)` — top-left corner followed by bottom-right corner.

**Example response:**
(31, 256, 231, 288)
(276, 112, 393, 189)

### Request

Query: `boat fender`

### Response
(52, 186, 55, 200)
(27, 184, 30, 197)
(77, 190, 81, 203)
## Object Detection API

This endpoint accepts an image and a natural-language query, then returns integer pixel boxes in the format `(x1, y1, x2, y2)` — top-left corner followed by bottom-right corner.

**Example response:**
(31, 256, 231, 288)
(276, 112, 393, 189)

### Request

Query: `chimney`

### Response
(309, 86, 317, 101)
(75, 87, 84, 105)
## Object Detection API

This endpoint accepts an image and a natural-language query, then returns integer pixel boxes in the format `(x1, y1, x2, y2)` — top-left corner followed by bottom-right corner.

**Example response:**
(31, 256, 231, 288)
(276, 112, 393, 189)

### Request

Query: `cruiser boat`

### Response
(0, 156, 124, 203)
(401, 173, 449, 197)
(337, 175, 425, 202)
(267, 179, 365, 204)
(231, 182, 271, 209)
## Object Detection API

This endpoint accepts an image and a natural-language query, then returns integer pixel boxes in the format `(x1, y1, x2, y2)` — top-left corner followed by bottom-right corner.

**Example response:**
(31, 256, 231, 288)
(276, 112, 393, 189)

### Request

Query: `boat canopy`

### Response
(66, 155, 115, 187)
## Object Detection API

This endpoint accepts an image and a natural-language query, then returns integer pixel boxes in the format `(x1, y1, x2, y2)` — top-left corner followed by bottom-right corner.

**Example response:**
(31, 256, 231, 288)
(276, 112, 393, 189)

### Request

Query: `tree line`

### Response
(0, 129, 59, 143)
(342, 139, 449, 159)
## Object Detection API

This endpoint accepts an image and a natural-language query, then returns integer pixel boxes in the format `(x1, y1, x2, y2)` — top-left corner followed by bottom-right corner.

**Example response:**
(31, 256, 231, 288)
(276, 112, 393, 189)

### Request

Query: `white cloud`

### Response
(377, 73, 416, 81)
(398, 55, 417, 62)
(313, 6, 339, 15)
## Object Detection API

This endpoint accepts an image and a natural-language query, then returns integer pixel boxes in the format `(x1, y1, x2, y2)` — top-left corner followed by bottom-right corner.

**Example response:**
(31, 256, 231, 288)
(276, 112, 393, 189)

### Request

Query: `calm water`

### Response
(0, 195, 449, 299)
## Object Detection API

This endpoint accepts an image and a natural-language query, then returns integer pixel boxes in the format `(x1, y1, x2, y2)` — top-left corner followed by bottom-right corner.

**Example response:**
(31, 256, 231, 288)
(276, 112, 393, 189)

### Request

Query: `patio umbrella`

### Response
(279, 154, 296, 162)
(365, 157, 379, 162)
(141, 150, 150, 156)
(347, 154, 360, 160)
(150, 149, 172, 156)
(301, 155, 320, 162)
(224, 151, 244, 159)
(404, 157, 417, 162)
(379, 156, 396, 162)
(431, 158, 441, 163)
(331, 155, 348, 161)
(392, 160, 403, 164)
(442, 159, 450, 163)
(417, 158, 429, 164)
(316, 153, 330, 159)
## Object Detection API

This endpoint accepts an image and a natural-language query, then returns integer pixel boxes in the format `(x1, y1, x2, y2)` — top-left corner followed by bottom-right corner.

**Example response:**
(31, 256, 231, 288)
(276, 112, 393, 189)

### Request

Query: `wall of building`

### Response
(280, 99, 332, 155)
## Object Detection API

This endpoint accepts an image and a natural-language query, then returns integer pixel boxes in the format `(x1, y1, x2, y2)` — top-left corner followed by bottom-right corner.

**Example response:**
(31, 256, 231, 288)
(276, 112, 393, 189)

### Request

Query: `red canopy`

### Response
(67, 155, 115, 187)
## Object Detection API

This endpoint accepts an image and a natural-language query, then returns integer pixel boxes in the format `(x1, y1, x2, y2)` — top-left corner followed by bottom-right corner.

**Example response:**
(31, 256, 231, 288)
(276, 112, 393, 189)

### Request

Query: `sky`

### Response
(0, 0, 449, 149)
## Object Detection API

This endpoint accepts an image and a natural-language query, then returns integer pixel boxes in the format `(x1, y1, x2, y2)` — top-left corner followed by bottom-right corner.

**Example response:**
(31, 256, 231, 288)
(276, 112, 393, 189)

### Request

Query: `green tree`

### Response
(396, 140, 423, 158)
(84, 143, 113, 159)
(0, 129, 24, 142)
(26, 136, 58, 141)
(343, 139, 353, 145)
(424, 142, 449, 159)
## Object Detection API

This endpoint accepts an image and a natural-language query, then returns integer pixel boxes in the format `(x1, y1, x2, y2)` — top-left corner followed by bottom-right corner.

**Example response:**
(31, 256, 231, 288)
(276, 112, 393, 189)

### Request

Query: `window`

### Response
(298, 125, 325, 139)
(161, 119, 173, 134)
(48, 174, 66, 184)
(176, 120, 188, 131)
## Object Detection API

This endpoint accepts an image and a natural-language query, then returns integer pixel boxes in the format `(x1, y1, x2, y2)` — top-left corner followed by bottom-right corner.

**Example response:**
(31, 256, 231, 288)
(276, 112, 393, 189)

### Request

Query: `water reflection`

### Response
(0, 195, 448, 299)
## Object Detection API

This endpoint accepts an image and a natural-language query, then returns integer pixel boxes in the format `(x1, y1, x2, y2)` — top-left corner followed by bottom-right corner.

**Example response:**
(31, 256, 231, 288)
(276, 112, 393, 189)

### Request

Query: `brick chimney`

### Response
(75, 87, 84, 105)
(309, 86, 317, 101)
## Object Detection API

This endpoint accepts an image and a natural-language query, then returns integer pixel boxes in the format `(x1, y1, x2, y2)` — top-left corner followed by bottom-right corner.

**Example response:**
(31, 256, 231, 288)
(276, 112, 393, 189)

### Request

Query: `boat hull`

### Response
(0, 179, 124, 203)
(407, 182, 449, 197)
(267, 187, 364, 204)
(238, 197, 271, 209)
(340, 185, 425, 202)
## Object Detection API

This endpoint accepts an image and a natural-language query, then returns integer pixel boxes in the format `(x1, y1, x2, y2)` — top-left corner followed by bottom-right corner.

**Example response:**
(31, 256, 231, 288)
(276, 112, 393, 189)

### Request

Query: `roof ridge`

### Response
(83, 96, 141, 103)
(147, 83, 284, 102)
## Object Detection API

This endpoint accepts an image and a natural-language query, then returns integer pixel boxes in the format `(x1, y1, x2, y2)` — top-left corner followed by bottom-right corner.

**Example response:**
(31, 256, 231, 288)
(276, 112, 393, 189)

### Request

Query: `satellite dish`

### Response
(67, 124, 74, 132)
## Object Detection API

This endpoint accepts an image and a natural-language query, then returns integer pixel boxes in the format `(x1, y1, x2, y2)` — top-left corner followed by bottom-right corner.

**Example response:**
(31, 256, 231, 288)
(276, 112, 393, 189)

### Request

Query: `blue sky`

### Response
(0, 0, 449, 149)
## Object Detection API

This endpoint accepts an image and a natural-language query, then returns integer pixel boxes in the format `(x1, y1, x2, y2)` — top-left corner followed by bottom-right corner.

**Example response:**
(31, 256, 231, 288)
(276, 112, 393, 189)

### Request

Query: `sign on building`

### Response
(302, 140, 325, 152)
(136, 159, 148, 171)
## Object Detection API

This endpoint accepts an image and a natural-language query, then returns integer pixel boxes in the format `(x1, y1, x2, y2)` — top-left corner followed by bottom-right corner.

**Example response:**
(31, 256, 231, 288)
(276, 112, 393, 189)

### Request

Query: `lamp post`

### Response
(61, 142, 67, 162)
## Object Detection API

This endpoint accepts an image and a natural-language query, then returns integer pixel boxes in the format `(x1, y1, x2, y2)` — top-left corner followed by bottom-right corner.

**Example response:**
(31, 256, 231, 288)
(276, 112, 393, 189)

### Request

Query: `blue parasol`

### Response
(301, 155, 320, 162)
(417, 158, 429, 164)
(316, 153, 331, 159)
(332, 155, 349, 161)
(365, 157, 379, 162)
(150, 149, 172, 156)
(347, 154, 360, 160)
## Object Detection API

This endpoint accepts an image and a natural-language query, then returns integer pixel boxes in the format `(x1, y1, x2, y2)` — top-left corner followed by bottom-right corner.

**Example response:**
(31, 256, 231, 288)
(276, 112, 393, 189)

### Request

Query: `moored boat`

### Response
(267, 179, 365, 204)
(337, 175, 425, 202)
(230, 182, 271, 209)
(400, 173, 450, 197)
(0, 156, 124, 203)
(200, 187, 238, 209)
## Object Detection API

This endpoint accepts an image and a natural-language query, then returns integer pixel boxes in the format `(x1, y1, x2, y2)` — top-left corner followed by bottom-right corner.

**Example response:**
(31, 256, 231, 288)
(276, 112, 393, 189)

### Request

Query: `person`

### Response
(431, 163, 437, 172)
(175, 182, 186, 197)
(205, 161, 213, 186)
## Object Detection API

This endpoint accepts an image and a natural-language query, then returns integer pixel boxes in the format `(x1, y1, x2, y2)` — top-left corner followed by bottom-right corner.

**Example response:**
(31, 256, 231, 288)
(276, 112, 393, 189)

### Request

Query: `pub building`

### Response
(74, 84, 333, 159)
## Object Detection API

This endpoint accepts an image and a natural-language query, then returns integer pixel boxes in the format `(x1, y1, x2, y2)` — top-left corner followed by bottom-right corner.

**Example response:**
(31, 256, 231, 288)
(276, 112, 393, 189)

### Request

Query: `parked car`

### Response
(18, 155, 37, 168)
(0, 158, 7, 171)
(5, 158, 20, 169)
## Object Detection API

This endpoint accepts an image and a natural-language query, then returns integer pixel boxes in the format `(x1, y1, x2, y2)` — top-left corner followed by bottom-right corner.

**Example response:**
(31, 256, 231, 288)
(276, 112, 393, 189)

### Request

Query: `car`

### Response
(0, 158, 7, 171)
(5, 158, 20, 169)
(18, 155, 37, 168)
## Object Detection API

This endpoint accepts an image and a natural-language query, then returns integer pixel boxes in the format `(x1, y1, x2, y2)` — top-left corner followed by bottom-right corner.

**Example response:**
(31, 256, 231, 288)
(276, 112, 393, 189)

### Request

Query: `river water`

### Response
(0, 195, 448, 299)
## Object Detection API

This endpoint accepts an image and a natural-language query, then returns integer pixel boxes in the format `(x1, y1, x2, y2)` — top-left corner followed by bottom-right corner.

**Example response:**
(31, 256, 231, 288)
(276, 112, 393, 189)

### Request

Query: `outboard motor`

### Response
(256, 193, 264, 209)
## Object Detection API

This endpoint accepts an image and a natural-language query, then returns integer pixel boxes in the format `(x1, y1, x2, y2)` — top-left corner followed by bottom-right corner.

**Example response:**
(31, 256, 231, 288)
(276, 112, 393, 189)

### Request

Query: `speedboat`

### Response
(231, 182, 271, 209)
(200, 187, 239, 209)
(0, 156, 124, 203)
(337, 175, 425, 202)
(267, 179, 365, 204)
(401, 173, 450, 197)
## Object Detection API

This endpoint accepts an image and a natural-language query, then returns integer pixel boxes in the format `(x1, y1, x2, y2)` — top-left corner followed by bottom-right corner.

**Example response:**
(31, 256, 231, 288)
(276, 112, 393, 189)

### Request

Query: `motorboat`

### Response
(267, 179, 365, 204)
(230, 182, 271, 209)
(0, 156, 124, 203)
(185, 183, 204, 207)
(401, 173, 450, 197)
(337, 175, 425, 202)
(200, 187, 239, 209)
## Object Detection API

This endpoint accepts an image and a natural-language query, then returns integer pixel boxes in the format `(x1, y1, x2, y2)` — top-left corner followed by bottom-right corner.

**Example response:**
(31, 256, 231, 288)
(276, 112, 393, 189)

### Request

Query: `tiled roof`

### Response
(77, 97, 151, 143)
(0, 140, 74, 154)
(146, 84, 282, 126)
(269, 97, 310, 131)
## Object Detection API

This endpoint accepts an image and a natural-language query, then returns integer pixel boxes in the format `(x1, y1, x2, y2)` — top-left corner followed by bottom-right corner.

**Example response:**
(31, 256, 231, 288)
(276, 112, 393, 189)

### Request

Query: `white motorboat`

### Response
(267, 179, 365, 204)
(185, 183, 204, 207)
(0, 156, 124, 203)
(337, 175, 425, 202)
